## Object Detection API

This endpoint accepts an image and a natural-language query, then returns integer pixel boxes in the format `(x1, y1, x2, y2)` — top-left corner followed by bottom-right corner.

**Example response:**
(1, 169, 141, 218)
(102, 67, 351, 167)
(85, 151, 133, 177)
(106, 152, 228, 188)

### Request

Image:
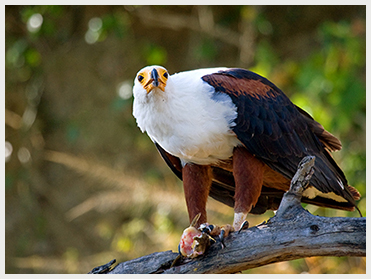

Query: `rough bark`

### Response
(89, 156, 366, 274)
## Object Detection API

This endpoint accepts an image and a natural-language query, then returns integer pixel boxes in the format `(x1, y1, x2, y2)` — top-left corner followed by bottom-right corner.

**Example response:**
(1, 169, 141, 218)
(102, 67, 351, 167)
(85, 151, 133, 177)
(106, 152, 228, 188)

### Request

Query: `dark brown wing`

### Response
(202, 68, 358, 209)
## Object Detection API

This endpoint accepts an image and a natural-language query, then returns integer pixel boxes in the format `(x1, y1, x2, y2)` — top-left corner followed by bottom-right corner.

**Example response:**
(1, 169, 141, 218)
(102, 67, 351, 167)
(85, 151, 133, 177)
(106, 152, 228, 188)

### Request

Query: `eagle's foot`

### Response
(178, 213, 216, 258)
(199, 223, 236, 248)
(178, 223, 215, 258)
(179, 222, 235, 258)
(178, 214, 247, 258)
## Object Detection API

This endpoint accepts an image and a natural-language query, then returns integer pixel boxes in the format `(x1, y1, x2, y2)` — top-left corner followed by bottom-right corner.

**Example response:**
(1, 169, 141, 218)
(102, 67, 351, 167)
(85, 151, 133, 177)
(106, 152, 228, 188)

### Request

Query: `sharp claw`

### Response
(238, 220, 249, 234)
(219, 229, 226, 248)
(209, 235, 216, 245)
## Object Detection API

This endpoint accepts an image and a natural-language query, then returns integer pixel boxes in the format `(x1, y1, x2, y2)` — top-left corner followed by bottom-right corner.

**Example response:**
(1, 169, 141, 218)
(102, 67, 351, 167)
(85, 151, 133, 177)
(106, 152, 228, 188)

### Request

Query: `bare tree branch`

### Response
(133, 6, 241, 48)
(90, 156, 365, 274)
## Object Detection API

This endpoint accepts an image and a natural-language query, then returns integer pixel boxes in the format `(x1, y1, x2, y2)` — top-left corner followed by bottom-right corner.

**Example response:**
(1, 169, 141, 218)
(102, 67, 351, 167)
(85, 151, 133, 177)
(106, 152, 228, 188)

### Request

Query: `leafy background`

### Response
(5, 5, 365, 274)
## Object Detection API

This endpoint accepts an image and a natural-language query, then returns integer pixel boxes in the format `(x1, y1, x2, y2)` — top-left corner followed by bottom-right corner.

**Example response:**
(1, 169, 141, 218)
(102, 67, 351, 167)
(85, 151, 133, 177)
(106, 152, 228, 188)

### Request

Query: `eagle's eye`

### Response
(137, 74, 144, 83)
(163, 72, 168, 79)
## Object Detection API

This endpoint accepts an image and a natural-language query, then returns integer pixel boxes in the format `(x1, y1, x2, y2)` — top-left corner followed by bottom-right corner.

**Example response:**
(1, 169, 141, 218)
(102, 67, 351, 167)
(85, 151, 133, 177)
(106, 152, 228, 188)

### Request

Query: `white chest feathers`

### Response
(133, 69, 240, 165)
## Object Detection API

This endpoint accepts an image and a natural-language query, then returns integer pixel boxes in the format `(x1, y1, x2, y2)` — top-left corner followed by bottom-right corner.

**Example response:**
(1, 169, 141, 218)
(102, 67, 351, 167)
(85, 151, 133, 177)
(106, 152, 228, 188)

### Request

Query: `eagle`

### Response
(132, 65, 360, 233)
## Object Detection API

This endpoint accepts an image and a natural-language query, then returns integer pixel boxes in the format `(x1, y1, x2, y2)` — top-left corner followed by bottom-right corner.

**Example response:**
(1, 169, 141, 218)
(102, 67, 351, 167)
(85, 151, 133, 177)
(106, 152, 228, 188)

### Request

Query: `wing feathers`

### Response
(202, 68, 358, 206)
(295, 105, 342, 151)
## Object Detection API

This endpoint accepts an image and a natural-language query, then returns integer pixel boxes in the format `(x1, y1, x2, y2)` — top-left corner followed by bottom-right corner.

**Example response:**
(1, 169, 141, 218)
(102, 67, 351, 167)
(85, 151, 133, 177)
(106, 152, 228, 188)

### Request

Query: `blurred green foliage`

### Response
(291, 20, 366, 209)
(5, 5, 365, 274)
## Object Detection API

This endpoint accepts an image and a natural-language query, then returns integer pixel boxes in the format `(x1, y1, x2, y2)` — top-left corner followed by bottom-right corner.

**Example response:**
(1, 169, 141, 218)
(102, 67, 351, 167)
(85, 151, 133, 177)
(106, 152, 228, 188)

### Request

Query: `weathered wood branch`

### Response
(89, 156, 365, 274)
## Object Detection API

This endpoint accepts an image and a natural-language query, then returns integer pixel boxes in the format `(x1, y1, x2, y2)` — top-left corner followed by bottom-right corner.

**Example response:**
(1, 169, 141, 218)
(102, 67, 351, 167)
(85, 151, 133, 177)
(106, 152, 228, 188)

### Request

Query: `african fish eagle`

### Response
(132, 65, 360, 232)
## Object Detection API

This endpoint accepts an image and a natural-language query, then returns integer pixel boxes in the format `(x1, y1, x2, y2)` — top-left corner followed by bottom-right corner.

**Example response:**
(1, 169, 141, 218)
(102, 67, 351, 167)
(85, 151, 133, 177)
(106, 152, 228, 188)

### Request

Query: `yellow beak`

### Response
(138, 67, 168, 93)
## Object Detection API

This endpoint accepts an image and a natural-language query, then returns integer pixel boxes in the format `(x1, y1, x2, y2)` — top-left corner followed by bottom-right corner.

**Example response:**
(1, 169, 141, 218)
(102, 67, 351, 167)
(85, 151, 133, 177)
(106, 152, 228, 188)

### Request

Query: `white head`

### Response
(133, 65, 169, 98)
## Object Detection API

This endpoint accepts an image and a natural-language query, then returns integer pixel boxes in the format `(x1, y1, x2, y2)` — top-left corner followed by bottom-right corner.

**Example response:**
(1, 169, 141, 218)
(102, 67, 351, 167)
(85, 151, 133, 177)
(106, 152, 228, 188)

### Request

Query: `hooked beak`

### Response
(151, 68, 159, 87)
(141, 67, 168, 93)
